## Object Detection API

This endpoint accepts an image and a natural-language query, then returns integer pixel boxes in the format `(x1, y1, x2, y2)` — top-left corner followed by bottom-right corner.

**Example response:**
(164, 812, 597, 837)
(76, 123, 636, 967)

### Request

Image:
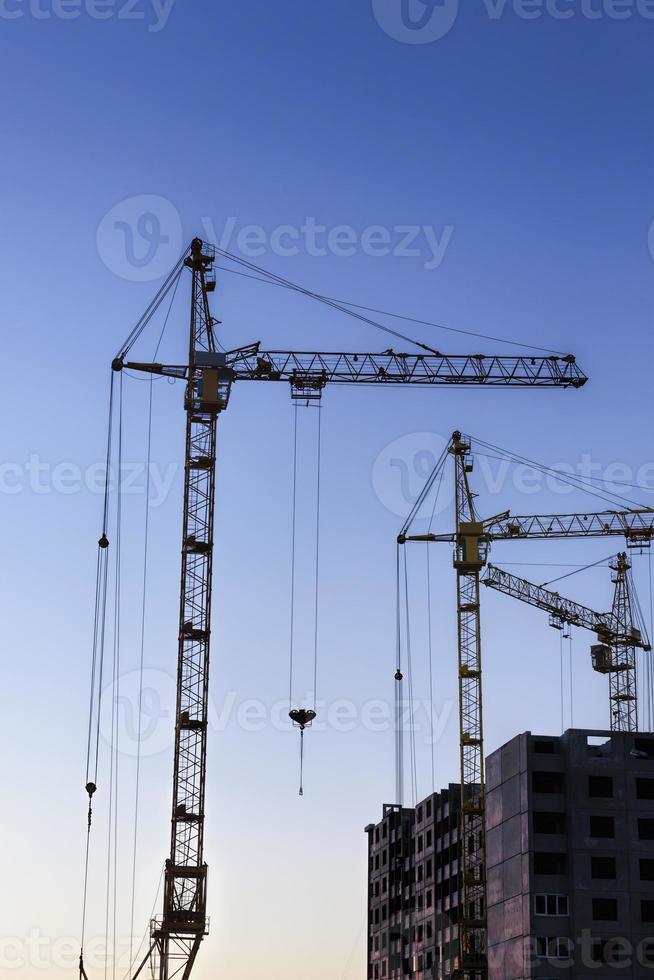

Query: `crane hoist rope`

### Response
(395, 543, 427, 808)
(287, 399, 323, 796)
(394, 544, 404, 807)
(79, 367, 119, 980)
(126, 269, 181, 972)
(105, 371, 124, 980)
(403, 548, 418, 806)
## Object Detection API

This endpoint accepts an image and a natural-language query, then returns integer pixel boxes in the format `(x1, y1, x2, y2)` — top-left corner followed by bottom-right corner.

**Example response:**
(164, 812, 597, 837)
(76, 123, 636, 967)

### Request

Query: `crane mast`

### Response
(452, 433, 488, 979)
(112, 243, 590, 980)
(608, 553, 641, 731)
(126, 239, 224, 980)
(483, 555, 651, 732)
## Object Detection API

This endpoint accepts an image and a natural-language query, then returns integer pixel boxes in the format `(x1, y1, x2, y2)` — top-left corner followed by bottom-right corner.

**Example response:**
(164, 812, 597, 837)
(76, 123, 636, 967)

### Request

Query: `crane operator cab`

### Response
(192, 352, 234, 413)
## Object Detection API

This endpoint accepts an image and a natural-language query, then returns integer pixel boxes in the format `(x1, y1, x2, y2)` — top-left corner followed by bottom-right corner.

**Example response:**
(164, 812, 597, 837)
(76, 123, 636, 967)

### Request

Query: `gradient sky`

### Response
(3, 2, 654, 978)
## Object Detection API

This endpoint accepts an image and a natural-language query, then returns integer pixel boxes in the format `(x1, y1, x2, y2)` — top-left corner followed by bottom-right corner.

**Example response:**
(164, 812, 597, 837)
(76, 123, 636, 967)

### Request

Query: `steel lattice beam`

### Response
(452, 434, 488, 980)
(483, 557, 649, 733)
(483, 564, 615, 636)
(609, 555, 639, 732)
(231, 349, 587, 387)
(482, 509, 654, 543)
(127, 348, 588, 390)
(155, 241, 218, 978)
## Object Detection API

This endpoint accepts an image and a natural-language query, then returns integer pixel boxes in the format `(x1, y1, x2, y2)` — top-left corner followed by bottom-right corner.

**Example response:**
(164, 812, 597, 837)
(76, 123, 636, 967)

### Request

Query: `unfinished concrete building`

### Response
(367, 729, 654, 979)
(365, 785, 465, 979)
(487, 729, 654, 979)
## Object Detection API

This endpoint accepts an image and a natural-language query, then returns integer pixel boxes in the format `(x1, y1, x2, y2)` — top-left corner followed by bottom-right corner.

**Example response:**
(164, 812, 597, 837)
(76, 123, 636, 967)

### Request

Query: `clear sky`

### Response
(3, 2, 654, 978)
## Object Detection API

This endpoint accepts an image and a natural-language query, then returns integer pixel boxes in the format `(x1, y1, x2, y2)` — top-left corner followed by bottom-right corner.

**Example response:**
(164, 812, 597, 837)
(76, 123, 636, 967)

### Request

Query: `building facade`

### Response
(487, 729, 654, 979)
(365, 785, 464, 980)
(367, 730, 654, 979)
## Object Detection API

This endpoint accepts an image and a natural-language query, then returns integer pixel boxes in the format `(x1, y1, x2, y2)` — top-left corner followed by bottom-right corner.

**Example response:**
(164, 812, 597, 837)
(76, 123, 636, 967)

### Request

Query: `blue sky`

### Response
(2, 2, 654, 978)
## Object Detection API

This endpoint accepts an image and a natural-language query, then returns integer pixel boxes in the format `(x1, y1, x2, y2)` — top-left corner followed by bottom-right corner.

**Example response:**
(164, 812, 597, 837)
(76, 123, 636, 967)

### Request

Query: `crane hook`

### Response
(289, 709, 317, 796)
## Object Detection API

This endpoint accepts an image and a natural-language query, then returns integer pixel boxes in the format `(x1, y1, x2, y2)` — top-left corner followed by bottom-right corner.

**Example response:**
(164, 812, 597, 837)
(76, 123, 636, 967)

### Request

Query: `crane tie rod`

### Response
(115, 250, 188, 361)
(213, 260, 567, 355)
(212, 246, 443, 356)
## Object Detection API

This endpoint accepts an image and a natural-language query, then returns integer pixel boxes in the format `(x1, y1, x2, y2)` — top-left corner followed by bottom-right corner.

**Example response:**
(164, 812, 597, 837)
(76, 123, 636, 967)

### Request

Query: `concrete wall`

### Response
(486, 733, 532, 980)
(486, 729, 654, 979)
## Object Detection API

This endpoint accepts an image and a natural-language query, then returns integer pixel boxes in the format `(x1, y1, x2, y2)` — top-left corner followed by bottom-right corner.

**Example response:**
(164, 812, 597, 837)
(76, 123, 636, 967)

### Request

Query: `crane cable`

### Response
(79, 369, 117, 979)
(468, 435, 649, 512)
(127, 269, 181, 973)
(115, 257, 186, 361)
(213, 246, 442, 356)
(539, 553, 615, 589)
(312, 404, 322, 711)
(288, 403, 299, 711)
(403, 549, 418, 806)
(648, 551, 654, 730)
(627, 561, 653, 732)
(105, 372, 124, 980)
(395, 448, 445, 802)
(396, 455, 445, 803)
(425, 461, 445, 795)
(568, 630, 574, 729)
(212, 260, 566, 356)
(559, 632, 565, 735)
(394, 543, 404, 806)
(287, 402, 322, 795)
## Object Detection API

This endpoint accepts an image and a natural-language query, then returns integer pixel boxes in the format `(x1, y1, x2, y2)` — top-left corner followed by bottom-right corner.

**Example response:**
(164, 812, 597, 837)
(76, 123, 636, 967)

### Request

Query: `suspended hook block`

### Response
(289, 707, 317, 730)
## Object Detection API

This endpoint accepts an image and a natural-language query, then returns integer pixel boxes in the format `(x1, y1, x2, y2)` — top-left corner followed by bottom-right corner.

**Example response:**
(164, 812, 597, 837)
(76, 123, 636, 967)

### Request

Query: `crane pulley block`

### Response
(290, 370, 327, 401)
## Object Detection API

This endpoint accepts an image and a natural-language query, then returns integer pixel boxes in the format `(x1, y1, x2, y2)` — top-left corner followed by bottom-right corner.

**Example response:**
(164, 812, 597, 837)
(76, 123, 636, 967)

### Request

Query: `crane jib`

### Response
(121, 351, 588, 389)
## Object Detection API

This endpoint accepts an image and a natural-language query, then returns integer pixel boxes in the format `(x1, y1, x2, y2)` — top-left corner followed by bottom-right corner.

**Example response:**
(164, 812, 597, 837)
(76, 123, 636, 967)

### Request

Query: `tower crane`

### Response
(483, 555, 651, 732)
(399, 431, 654, 980)
(99, 240, 588, 980)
